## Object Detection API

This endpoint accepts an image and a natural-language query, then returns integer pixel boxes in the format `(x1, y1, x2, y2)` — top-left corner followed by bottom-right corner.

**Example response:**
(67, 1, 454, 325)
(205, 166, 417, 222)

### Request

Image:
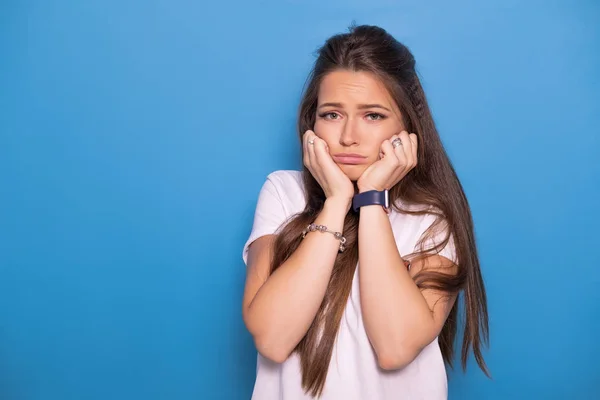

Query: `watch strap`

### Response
(352, 189, 389, 212)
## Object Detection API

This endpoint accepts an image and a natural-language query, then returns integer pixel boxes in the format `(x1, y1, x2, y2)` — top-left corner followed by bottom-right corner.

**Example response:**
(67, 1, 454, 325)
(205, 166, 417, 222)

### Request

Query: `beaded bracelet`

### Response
(301, 223, 347, 253)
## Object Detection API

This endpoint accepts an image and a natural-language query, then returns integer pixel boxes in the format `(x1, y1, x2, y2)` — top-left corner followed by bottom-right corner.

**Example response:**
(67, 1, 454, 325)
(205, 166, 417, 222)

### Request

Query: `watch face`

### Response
(384, 189, 390, 209)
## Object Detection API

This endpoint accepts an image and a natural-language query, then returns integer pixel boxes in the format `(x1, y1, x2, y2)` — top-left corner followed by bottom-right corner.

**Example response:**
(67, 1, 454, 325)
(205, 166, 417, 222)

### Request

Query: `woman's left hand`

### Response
(357, 130, 418, 193)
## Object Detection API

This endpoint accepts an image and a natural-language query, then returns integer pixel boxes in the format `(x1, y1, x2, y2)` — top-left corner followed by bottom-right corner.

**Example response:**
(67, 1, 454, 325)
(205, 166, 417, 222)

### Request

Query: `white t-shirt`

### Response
(242, 170, 457, 400)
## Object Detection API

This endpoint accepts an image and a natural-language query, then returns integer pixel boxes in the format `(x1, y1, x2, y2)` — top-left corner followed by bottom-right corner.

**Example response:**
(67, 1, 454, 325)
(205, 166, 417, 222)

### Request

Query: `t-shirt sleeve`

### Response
(242, 172, 289, 266)
(419, 212, 459, 265)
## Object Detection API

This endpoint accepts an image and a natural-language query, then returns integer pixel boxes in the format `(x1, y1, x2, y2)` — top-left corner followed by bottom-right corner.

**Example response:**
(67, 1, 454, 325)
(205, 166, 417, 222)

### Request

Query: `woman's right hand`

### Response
(303, 130, 354, 205)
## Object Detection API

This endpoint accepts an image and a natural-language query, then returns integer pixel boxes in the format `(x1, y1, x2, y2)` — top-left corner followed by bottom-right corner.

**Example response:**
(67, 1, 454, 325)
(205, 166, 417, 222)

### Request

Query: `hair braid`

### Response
(407, 75, 425, 119)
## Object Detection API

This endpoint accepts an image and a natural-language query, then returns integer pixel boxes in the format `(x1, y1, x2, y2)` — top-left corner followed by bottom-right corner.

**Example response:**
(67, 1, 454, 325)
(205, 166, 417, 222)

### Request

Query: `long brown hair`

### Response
(270, 24, 489, 397)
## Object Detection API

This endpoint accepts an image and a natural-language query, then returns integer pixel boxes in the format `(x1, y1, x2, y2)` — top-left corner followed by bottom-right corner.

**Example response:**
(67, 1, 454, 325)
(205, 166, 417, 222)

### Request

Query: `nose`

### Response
(339, 119, 359, 147)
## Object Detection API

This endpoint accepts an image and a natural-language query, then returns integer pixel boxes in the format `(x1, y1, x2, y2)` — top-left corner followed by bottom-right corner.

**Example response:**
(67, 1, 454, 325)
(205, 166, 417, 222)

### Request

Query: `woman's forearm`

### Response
(246, 197, 350, 363)
(358, 205, 438, 369)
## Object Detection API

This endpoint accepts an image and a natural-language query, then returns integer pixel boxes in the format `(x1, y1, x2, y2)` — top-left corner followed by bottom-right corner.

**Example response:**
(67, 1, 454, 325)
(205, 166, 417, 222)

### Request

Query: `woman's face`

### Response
(314, 69, 405, 181)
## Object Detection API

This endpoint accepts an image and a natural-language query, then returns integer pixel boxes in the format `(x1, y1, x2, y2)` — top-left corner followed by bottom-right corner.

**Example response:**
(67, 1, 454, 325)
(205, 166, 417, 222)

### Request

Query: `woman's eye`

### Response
(320, 112, 340, 120)
(366, 113, 385, 121)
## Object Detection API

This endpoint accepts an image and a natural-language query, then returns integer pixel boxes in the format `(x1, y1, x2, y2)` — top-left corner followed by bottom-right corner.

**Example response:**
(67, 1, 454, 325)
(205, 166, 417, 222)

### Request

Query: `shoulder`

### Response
(390, 201, 451, 243)
(392, 201, 457, 263)
(265, 169, 303, 189)
(262, 169, 306, 215)
(392, 198, 444, 222)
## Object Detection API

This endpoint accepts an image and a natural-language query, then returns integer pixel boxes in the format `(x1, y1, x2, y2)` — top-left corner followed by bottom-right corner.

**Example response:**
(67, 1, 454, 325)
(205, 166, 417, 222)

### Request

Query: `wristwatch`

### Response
(352, 189, 390, 213)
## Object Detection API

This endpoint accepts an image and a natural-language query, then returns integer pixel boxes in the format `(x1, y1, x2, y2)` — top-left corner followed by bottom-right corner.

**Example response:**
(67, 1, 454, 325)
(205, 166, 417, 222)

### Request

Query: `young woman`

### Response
(241, 24, 489, 400)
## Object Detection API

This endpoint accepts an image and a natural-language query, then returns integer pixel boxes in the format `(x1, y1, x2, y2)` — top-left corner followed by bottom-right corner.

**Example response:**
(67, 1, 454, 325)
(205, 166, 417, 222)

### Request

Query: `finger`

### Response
(400, 131, 417, 168)
(409, 133, 418, 166)
(306, 131, 318, 170)
(381, 139, 400, 167)
(398, 131, 413, 166)
(304, 130, 318, 170)
(302, 131, 310, 164)
(313, 136, 332, 169)
(390, 133, 401, 154)
(388, 134, 404, 166)
(303, 130, 312, 168)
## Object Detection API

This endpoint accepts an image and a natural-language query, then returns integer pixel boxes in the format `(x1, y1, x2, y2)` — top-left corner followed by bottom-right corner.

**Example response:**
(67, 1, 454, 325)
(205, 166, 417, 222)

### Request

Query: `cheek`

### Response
(364, 137, 385, 154)
(313, 119, 328, 136)
(370, 124, 396, 140)
(313, 120, 337, 144)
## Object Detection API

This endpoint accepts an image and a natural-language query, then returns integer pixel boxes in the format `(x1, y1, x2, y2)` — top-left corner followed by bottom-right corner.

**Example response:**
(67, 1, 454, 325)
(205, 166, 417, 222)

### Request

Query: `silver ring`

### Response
(392, 138, 402, 148)
(308, 139, 315, 145)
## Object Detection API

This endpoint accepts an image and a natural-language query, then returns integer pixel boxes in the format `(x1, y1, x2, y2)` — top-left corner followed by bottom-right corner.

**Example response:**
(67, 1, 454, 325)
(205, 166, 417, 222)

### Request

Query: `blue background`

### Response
(1, 1, 599, 399)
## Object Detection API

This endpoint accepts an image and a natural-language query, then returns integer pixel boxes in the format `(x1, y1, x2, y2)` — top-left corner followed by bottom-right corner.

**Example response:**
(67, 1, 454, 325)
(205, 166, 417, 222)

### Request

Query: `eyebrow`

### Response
(318, 102, 392, 112)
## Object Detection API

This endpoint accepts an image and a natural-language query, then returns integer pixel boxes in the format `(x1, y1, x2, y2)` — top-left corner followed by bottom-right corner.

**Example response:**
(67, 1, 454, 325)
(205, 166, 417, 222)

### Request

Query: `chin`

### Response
(339, 164, 366, 182)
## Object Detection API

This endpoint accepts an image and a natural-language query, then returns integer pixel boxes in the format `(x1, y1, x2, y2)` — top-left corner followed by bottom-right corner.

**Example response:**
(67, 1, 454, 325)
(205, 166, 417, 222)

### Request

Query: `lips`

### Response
(332, 153, 368, 165)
